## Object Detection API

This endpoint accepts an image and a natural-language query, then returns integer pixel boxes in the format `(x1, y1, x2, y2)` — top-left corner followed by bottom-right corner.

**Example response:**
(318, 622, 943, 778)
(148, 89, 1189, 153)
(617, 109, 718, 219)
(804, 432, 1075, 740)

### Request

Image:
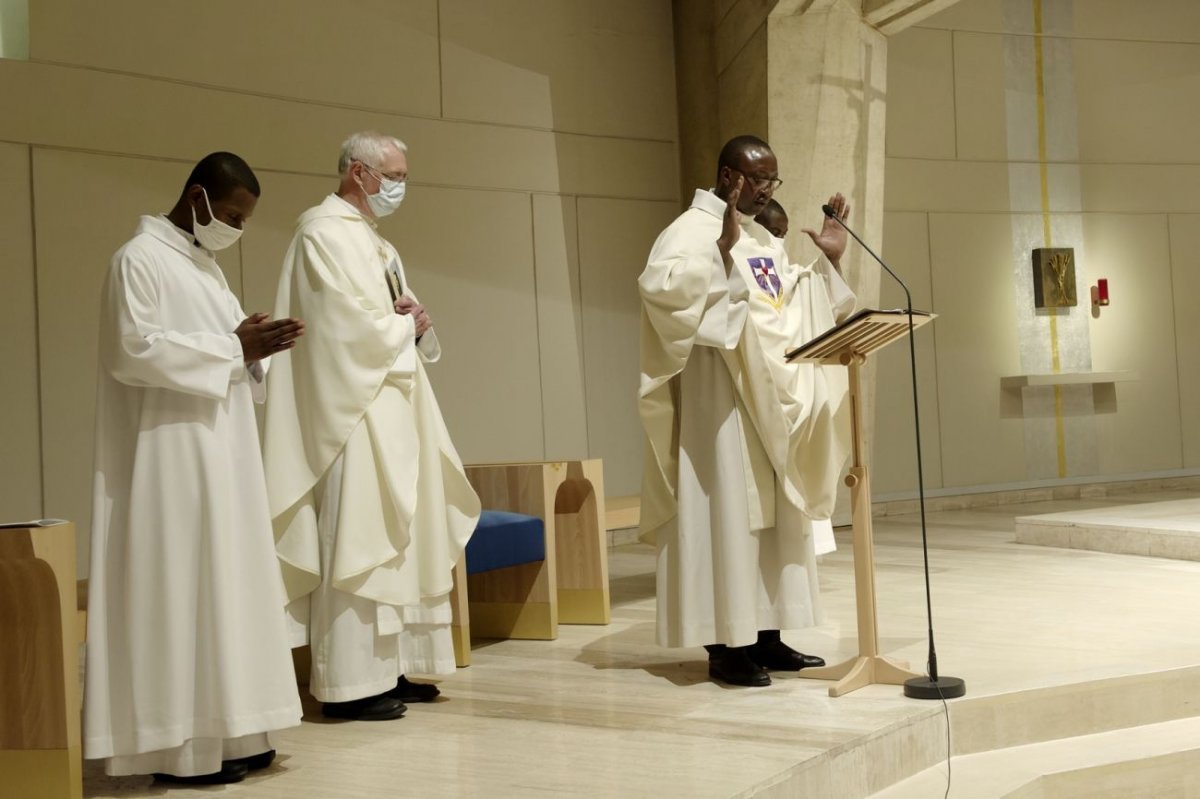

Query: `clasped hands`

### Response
(234, 294, 429, 364)
(235, 313, 305, 363)
(394, 295, 432, 338)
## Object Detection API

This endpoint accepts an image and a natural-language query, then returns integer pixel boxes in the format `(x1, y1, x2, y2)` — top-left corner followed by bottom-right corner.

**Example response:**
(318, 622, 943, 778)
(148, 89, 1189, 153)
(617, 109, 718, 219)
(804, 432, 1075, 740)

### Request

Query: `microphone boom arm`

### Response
(820, 203, 963, 698)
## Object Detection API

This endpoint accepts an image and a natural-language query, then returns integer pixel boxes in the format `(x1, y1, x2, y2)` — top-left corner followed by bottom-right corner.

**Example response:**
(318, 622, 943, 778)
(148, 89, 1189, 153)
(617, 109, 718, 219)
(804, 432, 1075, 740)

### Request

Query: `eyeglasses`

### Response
(731, 168, 783, 191)
(355, 160, 407, 184)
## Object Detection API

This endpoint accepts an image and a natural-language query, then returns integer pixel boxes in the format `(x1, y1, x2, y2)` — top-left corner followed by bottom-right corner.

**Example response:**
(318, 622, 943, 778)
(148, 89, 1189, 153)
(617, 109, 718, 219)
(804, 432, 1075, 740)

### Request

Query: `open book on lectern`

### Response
(785, 308, 935, 363)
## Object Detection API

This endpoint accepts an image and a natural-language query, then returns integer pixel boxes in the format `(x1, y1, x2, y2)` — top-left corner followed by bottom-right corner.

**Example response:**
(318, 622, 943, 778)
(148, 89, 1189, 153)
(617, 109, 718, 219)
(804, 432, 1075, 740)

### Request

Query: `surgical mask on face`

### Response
(191, 187, 243, 251)
(359, 167, 406, 218)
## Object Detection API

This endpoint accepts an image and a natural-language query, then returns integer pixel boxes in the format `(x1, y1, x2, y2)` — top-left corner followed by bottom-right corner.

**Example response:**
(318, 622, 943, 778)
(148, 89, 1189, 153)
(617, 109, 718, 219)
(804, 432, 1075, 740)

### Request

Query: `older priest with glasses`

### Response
(263, 131, 480, 722)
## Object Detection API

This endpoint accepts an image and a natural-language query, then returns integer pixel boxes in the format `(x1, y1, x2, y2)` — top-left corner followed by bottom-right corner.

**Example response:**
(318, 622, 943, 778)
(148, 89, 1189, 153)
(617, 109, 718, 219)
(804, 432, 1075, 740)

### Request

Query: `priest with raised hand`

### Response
(263, 131, 480, 722)
(638, 135, 857, 687)
(84, 152, 305, 784)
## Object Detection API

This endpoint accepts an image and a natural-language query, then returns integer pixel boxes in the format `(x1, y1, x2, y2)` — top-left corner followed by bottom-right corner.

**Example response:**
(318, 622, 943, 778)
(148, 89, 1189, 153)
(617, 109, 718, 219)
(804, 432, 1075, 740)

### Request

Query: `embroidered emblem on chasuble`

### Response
(748, 257, 783, 309)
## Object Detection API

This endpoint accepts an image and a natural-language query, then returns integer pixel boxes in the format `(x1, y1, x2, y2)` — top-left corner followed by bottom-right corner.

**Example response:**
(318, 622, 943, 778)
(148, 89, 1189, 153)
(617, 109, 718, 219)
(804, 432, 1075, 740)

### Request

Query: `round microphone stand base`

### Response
(904, 675, 966, 700)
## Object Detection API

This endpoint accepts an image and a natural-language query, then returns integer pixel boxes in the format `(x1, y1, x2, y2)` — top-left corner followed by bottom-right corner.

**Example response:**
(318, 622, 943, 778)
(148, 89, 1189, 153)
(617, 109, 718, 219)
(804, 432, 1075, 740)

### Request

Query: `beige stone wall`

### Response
(0, 0, 680, 569)
(876, 0, 1200, 496)
(673, 0, 771, 205)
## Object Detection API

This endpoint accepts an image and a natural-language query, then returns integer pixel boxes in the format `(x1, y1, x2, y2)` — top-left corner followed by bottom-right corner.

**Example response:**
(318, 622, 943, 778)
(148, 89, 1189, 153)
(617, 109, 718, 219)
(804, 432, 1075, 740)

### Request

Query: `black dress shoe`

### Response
(748, 639, 826, 671)
(708, 646, 772, 687)
(388, 675, 440, 703)
(322, 694, 407, 721)
(227, 749, 275, 771)
(154, 761, 249, 784)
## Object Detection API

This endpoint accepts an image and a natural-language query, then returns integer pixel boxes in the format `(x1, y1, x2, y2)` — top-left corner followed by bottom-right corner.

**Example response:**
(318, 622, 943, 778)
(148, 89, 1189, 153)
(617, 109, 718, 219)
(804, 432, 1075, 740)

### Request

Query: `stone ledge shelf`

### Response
(1000, 370, 1139, 390)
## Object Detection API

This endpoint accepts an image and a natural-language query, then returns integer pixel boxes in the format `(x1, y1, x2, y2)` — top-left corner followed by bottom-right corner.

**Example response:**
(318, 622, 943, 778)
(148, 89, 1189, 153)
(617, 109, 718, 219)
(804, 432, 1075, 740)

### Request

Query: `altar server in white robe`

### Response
(263, 131, 480, 722)
(85, 152, 305, 784)
(639, 135, 856, 687)
(754, 198, 789, 240)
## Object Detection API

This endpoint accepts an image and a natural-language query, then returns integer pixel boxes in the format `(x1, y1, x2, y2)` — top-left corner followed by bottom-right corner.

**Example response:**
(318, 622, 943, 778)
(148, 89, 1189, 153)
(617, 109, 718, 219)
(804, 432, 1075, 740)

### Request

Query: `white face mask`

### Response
(359, 167, 406, 218)
(191, 187, 243, 251)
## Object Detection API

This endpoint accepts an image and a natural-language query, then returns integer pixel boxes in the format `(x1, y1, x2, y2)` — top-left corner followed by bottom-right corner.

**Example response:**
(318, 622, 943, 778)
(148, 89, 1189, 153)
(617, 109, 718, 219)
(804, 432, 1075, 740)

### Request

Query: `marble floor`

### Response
(82, 488, 1200, 798)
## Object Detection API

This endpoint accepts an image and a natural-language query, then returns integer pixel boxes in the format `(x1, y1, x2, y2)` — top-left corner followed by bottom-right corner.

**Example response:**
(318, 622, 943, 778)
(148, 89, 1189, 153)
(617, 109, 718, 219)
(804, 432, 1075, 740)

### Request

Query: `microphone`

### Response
(821, 205, 911, 312)
(821, 203, 965, 700)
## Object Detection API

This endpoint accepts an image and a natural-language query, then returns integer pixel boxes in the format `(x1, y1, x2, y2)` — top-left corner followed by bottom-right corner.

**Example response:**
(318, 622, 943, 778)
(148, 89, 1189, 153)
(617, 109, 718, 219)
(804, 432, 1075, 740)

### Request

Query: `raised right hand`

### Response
(235, 314, 305, 363)
(717, 175, 744, 256)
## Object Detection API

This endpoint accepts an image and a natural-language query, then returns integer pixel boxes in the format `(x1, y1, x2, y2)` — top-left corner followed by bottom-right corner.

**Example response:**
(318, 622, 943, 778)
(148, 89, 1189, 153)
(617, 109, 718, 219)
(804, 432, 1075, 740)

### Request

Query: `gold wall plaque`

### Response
(1032, 247, 1077, 308)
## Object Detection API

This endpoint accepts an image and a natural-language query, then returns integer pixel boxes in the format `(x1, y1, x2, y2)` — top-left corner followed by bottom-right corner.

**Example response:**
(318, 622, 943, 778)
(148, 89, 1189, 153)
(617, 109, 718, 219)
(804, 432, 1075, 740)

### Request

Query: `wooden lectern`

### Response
(786, 310, 934, 697)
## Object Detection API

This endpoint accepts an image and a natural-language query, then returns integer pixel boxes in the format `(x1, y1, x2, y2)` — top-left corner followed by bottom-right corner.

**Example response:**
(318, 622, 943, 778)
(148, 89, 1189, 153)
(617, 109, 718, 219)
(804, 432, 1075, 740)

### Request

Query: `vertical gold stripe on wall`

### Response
(1033, 0, 1052, 249)
(1033, 0, 1068, 477)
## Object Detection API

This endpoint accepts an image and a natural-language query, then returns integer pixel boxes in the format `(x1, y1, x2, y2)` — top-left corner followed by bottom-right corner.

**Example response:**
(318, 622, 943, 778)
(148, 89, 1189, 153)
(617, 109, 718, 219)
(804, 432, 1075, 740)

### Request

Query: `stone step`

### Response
(866, 716, 1200, 799)
(751, 665, 1200, 798)
(952, 664, 1200, 755)
(1015, 498, 1200, 562)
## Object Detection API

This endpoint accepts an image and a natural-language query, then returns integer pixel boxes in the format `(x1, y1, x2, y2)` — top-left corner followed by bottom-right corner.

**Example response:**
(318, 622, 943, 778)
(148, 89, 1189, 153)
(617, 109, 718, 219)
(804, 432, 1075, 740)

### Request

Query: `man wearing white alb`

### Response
(639, 135, 856, 687)
(263, 132, 480, 721)
(85, 152, 305, 784)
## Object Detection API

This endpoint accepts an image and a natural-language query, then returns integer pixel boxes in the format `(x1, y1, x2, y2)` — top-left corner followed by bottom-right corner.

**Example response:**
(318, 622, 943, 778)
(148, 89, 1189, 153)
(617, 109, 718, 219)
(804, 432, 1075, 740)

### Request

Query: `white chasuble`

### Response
(263, 194, 479, 699)
(638, 190, 855, 648)
(84, 215, 302, 776)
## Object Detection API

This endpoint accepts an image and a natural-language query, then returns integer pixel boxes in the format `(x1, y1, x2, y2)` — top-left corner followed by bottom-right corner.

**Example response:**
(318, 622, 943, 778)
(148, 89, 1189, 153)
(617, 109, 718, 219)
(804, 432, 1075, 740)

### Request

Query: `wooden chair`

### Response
(450, 465, 560, 667)
(449, 459, 610, 667)
(0, 521, 82, 799)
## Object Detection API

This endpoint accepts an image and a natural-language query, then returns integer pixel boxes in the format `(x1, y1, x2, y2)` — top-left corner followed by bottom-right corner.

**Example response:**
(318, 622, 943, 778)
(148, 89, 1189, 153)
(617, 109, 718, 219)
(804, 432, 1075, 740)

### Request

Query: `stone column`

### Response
(768, 0, 888, 320)
(768, 1, 888, 491)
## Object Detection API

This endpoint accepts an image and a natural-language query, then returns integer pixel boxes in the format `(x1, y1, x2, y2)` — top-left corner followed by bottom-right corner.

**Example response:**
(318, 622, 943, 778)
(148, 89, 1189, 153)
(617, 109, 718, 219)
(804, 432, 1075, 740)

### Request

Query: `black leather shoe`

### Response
(322, 694, 407, 721)
(154, 762, 249, 784)
(748, 640, 826, 671)
(388, 675, 440, 703)
(227, 749, 275, 771)
(708, 647, 771, 687)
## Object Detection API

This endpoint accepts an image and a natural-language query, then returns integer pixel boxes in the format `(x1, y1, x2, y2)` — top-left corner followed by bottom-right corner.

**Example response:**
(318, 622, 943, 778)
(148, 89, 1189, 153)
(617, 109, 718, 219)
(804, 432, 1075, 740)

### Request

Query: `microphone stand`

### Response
(822, 205, 965, 700)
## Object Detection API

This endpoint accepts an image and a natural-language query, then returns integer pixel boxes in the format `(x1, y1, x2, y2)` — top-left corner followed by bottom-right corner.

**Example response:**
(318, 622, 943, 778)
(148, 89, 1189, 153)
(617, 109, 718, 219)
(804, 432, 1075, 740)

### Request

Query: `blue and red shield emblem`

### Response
(748, 257, 783, 308)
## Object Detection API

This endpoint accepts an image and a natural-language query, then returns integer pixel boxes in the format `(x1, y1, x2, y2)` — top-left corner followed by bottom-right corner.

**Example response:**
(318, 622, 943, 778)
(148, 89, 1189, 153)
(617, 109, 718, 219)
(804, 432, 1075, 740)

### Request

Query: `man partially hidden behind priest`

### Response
(263, 131, 480, 721)
(84, 152, 305, 783)
(638, 135, 857, 687)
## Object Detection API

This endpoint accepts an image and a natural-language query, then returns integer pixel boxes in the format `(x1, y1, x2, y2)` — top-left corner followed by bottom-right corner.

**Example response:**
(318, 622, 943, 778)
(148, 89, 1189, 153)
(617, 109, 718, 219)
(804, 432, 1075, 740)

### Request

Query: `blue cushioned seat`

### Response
(465, 510, 546, 575)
